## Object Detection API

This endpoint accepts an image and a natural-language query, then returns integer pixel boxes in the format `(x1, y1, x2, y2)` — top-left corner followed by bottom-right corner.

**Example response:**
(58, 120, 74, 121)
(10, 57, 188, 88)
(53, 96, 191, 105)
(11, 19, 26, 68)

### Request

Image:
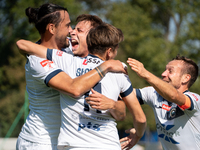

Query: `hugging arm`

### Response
(16, 39, 47, 58)
(16, 39, 127, 98)
(85, 88, 126, 121)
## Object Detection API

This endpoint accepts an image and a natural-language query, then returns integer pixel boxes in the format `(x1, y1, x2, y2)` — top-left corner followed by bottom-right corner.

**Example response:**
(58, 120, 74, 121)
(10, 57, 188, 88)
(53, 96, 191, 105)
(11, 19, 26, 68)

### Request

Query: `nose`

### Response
(161, 70, 168, 78)
(69, 26, 73, 33)
(70, 28, 76, 36)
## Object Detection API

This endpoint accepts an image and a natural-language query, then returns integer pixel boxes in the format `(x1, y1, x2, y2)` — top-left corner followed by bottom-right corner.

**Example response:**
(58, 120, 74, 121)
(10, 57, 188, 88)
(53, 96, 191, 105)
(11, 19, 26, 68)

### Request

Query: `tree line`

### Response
(0, 0, 199, 137)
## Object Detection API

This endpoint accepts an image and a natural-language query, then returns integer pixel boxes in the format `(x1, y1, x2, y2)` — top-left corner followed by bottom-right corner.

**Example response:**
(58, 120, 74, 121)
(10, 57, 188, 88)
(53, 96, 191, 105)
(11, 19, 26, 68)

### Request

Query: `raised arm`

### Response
(85, 88, 126, 121)
(127, 58, 189, 107)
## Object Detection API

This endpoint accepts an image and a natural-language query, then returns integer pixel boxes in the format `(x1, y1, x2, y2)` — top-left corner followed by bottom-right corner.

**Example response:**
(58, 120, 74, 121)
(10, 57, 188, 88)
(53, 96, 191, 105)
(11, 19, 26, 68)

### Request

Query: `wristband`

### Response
(97, 65, 105, 77)
(178, 96, 191, 110)
(95, 67, 104, 78)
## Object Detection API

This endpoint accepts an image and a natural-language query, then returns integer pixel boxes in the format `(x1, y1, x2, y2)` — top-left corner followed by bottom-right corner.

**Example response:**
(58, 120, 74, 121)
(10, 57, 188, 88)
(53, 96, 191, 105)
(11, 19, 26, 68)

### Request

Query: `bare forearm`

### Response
(109, 100, 126, 121)
(132, 118, 146, 138)
(129, 106, 146, 138)
(71, 60, 127, 97)
(50, 62, 122, 98)
(123, 92, 146, 138)
(16, 39, 47, 58)
(143, 71, 184, 105)
(127, 58, 184, 105)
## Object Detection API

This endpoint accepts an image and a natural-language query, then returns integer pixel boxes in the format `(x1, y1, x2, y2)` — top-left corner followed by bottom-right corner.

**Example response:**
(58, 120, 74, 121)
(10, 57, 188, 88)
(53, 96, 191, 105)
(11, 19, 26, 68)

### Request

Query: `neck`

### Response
(177, 85, 189, 93)
(93, 54, 106, 61)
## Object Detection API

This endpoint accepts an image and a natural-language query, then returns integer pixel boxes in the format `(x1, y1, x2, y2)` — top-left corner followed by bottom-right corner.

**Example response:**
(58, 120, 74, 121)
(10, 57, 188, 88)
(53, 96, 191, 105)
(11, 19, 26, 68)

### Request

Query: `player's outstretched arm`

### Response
(49, 60, 127, 98)
(16, 39, 47, 58)
(120, 91, 146, 150)
(85, 88, 126, 121)
(127, 58, 190, 107)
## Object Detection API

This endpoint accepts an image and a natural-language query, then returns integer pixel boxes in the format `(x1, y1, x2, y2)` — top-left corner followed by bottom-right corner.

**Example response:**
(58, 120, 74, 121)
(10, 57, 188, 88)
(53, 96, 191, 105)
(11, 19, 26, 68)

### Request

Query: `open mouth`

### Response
(71, 39, 79, 48)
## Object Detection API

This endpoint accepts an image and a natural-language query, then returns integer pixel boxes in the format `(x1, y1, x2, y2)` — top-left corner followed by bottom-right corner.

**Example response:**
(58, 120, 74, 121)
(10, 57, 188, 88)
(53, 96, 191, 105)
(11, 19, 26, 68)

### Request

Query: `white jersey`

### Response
(47, 49, 133, 149)
(19, 55, 63, 145)
(136, 86, 200, 150)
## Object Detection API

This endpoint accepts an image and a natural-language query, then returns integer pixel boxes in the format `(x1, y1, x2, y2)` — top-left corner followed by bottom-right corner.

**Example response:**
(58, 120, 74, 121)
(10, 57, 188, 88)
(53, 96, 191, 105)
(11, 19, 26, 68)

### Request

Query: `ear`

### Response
(182, 74, 191, 84)
(106, 48, 112, 60)
(46, 23, 56, 35)
(107, 48, 112, 57)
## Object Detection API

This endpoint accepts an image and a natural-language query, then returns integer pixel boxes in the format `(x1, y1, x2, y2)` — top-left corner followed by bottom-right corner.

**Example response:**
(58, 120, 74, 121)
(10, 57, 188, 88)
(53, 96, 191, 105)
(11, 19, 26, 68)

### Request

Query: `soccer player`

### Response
(17, 23, 146, 149)
(120, 56, 200, 150)
(16, 3, 126, 150)
(68, 14, 126, 120)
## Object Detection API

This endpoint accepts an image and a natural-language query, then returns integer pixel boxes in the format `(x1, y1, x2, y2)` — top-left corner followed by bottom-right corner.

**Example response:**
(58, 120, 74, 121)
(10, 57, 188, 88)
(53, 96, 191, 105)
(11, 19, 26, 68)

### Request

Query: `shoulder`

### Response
(26, 55, 59, 75)
(184, 91, 200, 102)
(139, 86, 156, 93)
(137, 86, 158, 98)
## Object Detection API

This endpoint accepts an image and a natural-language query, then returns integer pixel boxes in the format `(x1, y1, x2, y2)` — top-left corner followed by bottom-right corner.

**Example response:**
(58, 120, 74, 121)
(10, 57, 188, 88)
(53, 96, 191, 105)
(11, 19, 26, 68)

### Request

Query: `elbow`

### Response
(113, 110, 126, 121)
(116, 113, 126, 121)
(141, 116, 147, 125)
(137, 115, 147, 127)
(16, 39, 28, 55)
(69, 87, 84, 98)
(16, 39, 24, 49)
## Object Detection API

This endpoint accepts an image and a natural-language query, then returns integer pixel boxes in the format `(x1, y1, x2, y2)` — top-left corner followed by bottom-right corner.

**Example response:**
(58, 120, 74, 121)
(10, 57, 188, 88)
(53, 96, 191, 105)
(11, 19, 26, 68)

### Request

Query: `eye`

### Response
(66, 23, 70, 27)
(77, 28, 82, 32)
(168, 69, 173, 73)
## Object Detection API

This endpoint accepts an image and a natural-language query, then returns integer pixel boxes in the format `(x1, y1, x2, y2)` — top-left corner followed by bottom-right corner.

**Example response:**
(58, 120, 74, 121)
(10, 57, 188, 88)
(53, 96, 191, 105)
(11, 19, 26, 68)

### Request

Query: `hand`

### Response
(120, 128, 141, 150)
(101, 60, 128, 75)
(85, 88, 115, 110)
(127, 58, 148, 79)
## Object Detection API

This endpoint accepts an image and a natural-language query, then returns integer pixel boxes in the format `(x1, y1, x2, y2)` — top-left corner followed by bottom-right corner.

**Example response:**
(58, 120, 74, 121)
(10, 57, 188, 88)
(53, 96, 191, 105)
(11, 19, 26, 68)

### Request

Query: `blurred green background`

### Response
(0, 0, 199, 140)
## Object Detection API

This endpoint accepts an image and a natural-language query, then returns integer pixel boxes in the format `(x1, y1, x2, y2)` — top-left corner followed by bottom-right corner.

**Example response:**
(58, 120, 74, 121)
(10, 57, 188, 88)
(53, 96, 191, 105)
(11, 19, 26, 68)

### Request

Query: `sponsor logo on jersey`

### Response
(191, 93, 198, 101)
(86, 57, 101, 65)
(40, 60, 55, 71)
(76, 68, 92, 76)
(162, 104, 171, 111)
(82, 59, 87, 65)
(156, 123, 180, 144)
(78, 122, 107, 131)
(56, 50, 63, 56)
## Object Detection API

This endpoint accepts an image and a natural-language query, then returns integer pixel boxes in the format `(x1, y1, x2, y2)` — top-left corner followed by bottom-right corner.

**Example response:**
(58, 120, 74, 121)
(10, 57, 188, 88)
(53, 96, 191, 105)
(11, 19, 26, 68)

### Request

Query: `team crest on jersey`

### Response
(40, 60, 55, 71)
(56, 50, 63, 56)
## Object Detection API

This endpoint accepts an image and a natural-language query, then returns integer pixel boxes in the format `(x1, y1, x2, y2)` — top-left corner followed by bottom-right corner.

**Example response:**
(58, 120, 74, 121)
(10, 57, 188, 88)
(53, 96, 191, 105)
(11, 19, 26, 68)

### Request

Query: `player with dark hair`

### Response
(17, 23, 146, 149)
(16, 3, 126, 150)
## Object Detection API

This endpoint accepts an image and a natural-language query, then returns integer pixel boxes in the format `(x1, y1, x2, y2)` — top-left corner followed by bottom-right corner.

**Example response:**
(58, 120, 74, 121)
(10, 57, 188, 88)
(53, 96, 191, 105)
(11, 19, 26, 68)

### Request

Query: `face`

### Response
(70, 21, 93, 57)
(161, 60, 185, 89)
(55, 10, 72, 50)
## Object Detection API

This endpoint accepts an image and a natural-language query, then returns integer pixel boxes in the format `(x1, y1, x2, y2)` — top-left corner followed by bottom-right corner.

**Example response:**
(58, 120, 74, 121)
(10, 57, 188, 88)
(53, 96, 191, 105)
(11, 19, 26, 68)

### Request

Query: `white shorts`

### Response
(16, 136, 58, 150)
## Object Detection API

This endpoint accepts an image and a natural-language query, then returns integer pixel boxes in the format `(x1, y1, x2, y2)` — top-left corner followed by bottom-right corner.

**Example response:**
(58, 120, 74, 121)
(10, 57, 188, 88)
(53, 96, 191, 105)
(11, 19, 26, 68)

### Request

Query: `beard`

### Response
(56, 35, 70, 49)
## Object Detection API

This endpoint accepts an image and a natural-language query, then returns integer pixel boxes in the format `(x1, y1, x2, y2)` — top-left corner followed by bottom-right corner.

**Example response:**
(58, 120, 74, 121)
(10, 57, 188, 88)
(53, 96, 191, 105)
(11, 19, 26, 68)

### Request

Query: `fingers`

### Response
(120, 137, 131, 150)
(120, 137, 129, 143)
(90, 88, 96, 94)
(85, 97, 99, 105)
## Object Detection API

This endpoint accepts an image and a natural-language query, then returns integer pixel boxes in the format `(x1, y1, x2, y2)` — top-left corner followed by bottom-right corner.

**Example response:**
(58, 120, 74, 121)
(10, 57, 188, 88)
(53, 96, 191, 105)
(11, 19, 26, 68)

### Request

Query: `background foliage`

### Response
(0, 0, 199, 137)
